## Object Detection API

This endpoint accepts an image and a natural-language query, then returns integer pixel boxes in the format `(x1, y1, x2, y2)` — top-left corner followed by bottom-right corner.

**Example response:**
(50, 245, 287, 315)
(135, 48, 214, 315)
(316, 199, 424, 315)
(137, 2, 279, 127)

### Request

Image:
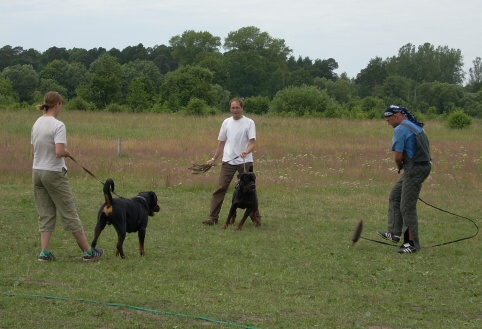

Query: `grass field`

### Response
(0, 109, 481, 328)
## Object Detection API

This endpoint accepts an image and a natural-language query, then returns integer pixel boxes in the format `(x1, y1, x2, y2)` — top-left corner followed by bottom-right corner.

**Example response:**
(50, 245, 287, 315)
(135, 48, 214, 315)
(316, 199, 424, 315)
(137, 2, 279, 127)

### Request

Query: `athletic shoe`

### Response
(396, 243, 417, 254)
(83, 248, 103, 262)
(377, 231, 401, 243)
(202, 218, 218, 225)
(38, 251, 56, 261)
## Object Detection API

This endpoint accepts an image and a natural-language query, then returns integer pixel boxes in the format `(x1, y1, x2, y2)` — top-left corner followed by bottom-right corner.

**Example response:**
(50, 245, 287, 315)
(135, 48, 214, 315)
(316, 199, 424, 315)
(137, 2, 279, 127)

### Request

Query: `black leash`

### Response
(68, 155, 124, 198)
(418, 197, 479, 248)
(360, 197, 479, 248)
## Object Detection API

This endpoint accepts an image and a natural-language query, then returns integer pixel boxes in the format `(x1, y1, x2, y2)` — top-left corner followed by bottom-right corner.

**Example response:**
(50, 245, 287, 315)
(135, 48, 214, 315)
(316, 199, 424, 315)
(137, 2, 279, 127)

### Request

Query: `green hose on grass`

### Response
(2, 292, 261, 329)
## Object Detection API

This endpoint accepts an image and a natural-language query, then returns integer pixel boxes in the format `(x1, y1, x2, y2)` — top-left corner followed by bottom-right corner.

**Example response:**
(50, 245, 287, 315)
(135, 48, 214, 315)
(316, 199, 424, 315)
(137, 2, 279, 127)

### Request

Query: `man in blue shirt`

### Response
(378, 106, 431, 253)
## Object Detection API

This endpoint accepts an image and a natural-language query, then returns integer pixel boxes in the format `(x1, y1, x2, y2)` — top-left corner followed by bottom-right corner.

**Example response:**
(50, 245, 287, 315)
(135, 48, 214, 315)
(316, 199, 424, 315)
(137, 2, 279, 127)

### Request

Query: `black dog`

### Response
(222, 166, 262, 230)
(91, 178, 160, 258)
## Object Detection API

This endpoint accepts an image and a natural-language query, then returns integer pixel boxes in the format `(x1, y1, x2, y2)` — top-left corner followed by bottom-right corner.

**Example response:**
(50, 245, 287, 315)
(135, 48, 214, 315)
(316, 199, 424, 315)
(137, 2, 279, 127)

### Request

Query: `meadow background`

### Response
(0, 109, 481, 328)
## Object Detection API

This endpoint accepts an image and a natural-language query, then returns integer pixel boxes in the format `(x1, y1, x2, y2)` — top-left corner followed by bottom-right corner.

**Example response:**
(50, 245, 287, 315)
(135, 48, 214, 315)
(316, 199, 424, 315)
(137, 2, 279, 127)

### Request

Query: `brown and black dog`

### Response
(91, 178, 160, 258)
(222, 166, 262, 230)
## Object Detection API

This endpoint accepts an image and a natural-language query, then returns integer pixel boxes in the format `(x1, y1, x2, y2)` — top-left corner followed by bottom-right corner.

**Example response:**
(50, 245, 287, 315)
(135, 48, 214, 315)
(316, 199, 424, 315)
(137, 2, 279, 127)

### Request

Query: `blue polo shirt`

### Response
(392, 120, 422, 159)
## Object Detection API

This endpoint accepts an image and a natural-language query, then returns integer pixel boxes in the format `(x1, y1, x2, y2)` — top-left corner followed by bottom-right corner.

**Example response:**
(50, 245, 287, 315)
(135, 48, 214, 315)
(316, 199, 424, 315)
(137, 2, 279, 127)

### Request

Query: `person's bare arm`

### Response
(55, 143, 71, 158)
(241, 139, 256, 158)
(207, 140, 226, 165)
(394, 151, 403, 173)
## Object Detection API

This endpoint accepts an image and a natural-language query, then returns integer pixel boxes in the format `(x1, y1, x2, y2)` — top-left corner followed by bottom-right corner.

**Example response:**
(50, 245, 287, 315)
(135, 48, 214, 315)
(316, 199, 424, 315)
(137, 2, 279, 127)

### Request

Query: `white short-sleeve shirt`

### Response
(218, 116, 256, 165)
(31, 116, 67, 171)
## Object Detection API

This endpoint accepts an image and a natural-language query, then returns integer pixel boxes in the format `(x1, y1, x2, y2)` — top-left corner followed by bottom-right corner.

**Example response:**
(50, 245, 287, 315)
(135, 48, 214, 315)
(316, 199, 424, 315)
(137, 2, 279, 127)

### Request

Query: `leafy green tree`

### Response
(38, 78, 68, 97)
(416, 81, 465, 114)
(121, 60, 162, 95)
(85, 47, 107, 66)
(211, 84, 231, 112)
(119, 43, 148, 64)
(287, 56, 298, 72)
(107, 48, 122, 61)
(17, 48, 42, 71)
(170, 30, 221, 66)
(78, 53, 122, 108)
(64, 62, 89, 97)
(297, 56, 314, 71)
(355, 57, 388, 98)
(41, 46, 69, 65)
(196, 52, 229, 87)
(0, 76, 19, 105)
(0, 46, 18, 70)
(310, 58, 338, 80)
(40, 60, 69, 85)
(360, 96, 385, 113)
(467, 57, 482, 92)
(372, 75, 415, 106)
(386, 43, 464, 84)
(160, 65, 217, 111)
(223, 26, 291, 98)
(317, 76, 357, 104)
(287, 69, 313, 87)
(68, 47, 100, 68)
(224, 49, 267, 97)
(1, 64, 39, 102)
(40, 60, 88, 98)
(126, 76, 155, 112)
(286, 56, 338, 84)
(461, 89, 482, 117)
(149, 44, 178, 74)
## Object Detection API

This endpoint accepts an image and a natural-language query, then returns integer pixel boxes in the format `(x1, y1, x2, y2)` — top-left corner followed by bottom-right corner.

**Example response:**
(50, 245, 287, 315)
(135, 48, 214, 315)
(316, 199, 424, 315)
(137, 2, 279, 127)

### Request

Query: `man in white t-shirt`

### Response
(202, 98, 258, 225)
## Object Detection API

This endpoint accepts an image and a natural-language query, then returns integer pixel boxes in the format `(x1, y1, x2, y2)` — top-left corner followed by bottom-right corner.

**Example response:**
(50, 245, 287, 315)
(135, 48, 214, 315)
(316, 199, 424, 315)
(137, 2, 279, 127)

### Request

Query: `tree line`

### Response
(1, 26, 481, 118)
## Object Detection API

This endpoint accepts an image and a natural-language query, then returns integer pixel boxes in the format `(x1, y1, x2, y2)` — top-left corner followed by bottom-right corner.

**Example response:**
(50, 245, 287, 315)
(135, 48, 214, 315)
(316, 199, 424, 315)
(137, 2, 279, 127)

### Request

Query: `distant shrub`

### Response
(446, 110, 472, 129)
(64, 97, 96, 111)
(270, 85, 336, 116)
(203, 106, 220, 115)
(151, 102, 172, 113)
(105, 103, 128, 113)
(244, 96, 270, 115)
(185, 98, 207, 116)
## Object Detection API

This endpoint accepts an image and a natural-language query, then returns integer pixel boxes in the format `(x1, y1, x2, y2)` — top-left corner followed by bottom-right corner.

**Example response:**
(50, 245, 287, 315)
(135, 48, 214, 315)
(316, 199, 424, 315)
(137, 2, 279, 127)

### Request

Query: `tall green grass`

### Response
(0, 109, 481, 328)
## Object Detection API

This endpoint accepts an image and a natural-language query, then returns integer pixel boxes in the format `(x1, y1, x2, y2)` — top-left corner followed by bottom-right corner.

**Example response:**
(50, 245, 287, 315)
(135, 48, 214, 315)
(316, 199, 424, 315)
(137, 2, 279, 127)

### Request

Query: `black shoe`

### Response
(396, 243, 417, 254)
(202, 219, 218, 225)
(377, 231, 400, 243)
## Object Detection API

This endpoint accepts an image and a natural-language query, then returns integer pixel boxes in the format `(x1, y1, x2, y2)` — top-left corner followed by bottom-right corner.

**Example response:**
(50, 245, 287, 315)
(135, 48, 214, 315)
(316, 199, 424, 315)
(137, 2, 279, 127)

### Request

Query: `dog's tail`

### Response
(103, 178, 115, 217)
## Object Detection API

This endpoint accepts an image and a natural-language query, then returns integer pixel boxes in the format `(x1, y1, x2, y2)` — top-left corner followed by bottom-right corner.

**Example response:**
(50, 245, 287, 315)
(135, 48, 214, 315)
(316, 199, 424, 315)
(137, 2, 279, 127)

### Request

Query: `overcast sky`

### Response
(1, 0, 481, 80)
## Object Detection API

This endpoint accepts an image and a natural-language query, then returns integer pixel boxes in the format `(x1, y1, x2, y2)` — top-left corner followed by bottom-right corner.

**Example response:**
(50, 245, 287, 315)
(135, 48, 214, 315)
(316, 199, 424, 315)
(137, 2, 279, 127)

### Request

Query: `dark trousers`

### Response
(208, 162, 253, 221)
(387, 164, 431, 250)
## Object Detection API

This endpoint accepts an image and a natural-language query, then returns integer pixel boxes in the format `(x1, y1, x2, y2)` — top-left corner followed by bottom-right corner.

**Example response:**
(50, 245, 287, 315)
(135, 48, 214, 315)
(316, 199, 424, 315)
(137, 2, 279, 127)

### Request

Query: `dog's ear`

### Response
(148, 192, 160, 214)
(237, 173, 242, 179)
(149, 192, 158, 204)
